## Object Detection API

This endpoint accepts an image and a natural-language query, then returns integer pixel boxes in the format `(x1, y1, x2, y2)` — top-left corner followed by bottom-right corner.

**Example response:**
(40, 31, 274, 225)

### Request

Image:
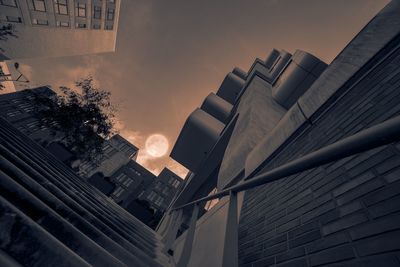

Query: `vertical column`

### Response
(222, 191, 238, 267)
(162, 209, 183, 253)
(177, 204, 199, 267)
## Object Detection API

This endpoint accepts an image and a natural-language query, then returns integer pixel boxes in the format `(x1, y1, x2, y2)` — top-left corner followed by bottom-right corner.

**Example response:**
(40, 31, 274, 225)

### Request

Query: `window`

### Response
(105, 24, 113, 30)
(32, 0, 46, 12)
(56, 21, 70, 27)
(6, 110, 22, 117)
(93, 6, 101, 19)
(32, 19, 48, 25)
(54, 0, 68, 15)
(75, 3, 86, 17)
(162, 187, 169, 195)
(106, 8, 114, 20)
(155, 182, 162, 190)
(147, 191, 157, 202)
(92, 24, 101, 29)
(115, 173, 127, 183)
(75, 22, 86, 28)
(112, 187, 125, 198)
(172, 180, 180, 188)
(0, 0, 17, 7)
(6, 16, 22, 23)
(122, 178, 133, 187)
(154, 196, 164, 206)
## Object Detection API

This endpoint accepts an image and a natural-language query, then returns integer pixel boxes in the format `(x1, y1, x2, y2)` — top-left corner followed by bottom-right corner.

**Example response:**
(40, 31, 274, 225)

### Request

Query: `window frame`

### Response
(0, 0, 17, 7)
(32, 0, 46, 12)
(54, 0, 69, 15)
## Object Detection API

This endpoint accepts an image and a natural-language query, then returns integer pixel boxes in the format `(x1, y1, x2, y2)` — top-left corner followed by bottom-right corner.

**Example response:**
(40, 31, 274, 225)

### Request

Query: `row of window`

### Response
(147, 191, 164, 207)
(1, 0, 115, 21)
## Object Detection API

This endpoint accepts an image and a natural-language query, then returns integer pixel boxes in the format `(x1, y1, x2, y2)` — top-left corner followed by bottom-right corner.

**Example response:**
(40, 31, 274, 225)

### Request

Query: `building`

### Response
(78, 133, 139, 178)
(108, 159, 156, 207)
(0, 86, 138, 179)
(0, 0, 121, 60)
(1, 1, 400, 266)
(156, 1, 400, 266)
(140, 168, 183, 212)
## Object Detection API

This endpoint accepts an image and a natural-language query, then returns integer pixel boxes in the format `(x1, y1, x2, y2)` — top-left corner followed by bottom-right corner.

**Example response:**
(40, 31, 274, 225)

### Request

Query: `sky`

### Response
(16, 0, 389, 178)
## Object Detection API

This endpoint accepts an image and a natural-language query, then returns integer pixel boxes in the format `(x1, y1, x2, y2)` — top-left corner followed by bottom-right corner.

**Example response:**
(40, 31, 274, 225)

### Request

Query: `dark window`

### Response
(93, 6, 101, 19)
(6, 16, 22, 23)
(32, 18, 48, 25)
(56, 21, 69, 27)
(105, 24, 113, 30)
(106, 8, 114, 20)
(54, 0, 68, 15)
(75, 22, 86, 28)
(92, 24, 101, 29)
(0, 0, 17, 7)
(75, 3, 86, 17)
(32, 0, 46, 12)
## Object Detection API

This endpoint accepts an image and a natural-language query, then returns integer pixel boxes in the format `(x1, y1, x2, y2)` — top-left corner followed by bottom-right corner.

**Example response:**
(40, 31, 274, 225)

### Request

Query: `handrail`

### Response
(172, 115, 400, 211)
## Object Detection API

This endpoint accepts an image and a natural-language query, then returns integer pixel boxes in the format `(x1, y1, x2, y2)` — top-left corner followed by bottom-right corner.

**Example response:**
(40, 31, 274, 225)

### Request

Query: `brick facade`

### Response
(238, 36, 400, 266)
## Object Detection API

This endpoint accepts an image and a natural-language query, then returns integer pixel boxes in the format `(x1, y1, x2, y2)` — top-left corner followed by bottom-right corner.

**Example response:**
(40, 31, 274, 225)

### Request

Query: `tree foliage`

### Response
(35, 77, 117, 160)
(0, 23, 17, 52)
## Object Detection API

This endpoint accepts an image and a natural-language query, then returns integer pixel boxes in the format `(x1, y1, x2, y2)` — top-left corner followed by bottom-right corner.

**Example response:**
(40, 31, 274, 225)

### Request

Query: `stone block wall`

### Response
(238, 35, 400, 266)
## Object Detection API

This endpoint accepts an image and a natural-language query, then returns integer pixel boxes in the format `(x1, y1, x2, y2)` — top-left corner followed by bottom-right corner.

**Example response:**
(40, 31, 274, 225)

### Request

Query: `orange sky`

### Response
(18, 0, 390, 178)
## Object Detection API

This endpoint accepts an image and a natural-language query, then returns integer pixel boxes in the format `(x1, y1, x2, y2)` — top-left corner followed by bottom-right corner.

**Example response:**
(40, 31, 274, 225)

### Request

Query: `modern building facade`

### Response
(0, 0, 121, 59)
(157, 1, 400, 266)
(108, 159, 156, 207)
(78, 133, 138, 178)
(139, 168, 183, 212)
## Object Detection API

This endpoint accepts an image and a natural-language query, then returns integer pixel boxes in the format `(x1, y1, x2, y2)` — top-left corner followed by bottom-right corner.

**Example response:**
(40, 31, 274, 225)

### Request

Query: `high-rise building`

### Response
(0, 0, 121, 59)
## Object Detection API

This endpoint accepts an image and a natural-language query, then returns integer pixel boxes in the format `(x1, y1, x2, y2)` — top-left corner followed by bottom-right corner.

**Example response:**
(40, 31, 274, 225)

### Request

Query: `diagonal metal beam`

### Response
(173, 115, 400, 211)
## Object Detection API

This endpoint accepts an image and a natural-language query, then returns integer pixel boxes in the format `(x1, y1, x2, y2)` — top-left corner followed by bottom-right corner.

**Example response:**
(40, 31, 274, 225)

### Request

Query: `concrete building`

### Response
(139, 168, 183, 212)
(1, 1, 400, 267)
(157, 1, 400, 266)
(78, 133, 139, 178)
(0, 0, 121, 59)
(108, 159, 156, 207)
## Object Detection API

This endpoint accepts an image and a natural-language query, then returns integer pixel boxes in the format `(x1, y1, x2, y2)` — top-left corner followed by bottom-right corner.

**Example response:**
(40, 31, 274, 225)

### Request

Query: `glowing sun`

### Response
(145, 134, 169, 158)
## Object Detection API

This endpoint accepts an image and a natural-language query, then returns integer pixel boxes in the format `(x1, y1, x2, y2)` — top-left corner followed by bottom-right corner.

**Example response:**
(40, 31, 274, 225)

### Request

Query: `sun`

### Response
(145, 134, 169, 158)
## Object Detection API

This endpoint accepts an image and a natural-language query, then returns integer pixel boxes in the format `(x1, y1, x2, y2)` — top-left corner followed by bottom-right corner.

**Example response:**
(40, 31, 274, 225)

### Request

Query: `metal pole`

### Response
(173, 115, 400, 210)
(222, 191, 238, 267)
(177, 204, 199, 267)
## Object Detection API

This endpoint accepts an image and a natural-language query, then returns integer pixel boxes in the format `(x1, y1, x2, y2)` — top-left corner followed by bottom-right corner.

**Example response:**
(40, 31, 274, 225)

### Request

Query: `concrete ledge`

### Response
(245, 103, 309, 178)
(244, 0, 400, 179)
(298, 0, 400, 120)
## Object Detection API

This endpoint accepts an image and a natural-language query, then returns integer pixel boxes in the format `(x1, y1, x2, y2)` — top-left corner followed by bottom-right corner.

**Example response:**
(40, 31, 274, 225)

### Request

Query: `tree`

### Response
(34, 76, 117, 161)
(0, 23, 17, 53)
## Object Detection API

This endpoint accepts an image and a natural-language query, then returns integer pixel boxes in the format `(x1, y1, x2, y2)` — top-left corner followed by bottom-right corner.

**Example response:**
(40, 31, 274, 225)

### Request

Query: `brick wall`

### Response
(238, 39, 400, 266)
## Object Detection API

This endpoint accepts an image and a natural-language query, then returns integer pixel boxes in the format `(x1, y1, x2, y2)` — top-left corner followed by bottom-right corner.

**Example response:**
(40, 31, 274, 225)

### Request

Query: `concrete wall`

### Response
(173, 192, 245, 267)
(238, 2, 400, 266)
(217, 75, 286, 189)
(1, 25, 117, 59)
